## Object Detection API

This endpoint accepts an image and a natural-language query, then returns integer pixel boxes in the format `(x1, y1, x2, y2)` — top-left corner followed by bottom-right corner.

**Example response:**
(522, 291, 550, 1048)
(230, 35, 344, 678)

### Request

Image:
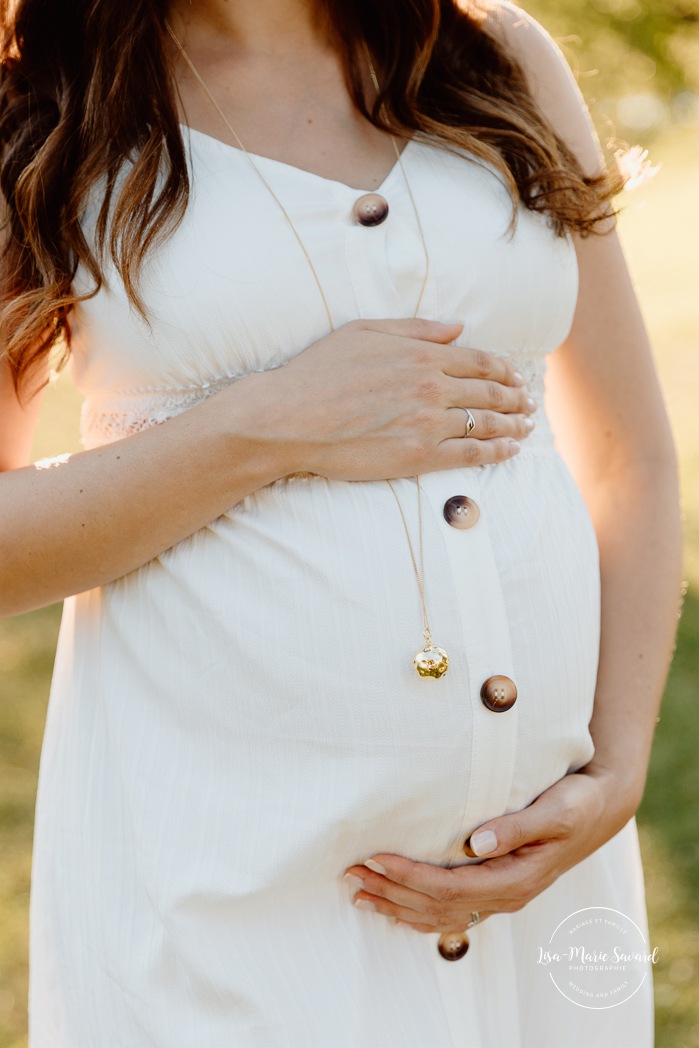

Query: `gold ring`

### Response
(467, 911, 481, 927)
(463, 408, 476, 437)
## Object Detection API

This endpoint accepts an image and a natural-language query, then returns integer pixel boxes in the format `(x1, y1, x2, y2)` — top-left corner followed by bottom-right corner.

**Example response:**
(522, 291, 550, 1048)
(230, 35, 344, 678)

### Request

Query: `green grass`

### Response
(1, 124, 698, 1047)
(640, 590, 699, 1046)
(0, 607, 58, 1048)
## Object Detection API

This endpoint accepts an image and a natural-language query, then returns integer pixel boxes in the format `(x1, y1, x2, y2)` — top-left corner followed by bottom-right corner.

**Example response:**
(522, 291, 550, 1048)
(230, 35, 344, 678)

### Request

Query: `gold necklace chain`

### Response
(165, 20, 449, 679)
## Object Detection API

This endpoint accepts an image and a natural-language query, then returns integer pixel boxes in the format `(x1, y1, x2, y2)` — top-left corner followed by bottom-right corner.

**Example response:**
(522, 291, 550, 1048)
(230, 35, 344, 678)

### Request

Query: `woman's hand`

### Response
(0, 315, 536, 615)
(263, 317, 537, 481)
(343, 765, 641, 932)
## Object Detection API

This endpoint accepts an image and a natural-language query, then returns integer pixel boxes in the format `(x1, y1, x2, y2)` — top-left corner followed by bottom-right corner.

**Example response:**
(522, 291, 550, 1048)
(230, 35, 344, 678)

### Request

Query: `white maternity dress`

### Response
(28, 126, 655, 1047)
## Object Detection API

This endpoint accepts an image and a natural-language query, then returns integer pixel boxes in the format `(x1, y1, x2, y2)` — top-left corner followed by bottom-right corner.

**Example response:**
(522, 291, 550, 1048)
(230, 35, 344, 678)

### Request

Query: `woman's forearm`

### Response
(0, 317, 537, 619)
(0, 370, 292, 618)
(580, 455, 684, 812)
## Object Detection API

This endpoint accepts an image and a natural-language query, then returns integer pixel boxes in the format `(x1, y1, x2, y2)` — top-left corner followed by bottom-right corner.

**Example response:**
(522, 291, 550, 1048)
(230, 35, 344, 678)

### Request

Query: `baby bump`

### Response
(478, 452, 601, 816)
(89, 451, 600, 871)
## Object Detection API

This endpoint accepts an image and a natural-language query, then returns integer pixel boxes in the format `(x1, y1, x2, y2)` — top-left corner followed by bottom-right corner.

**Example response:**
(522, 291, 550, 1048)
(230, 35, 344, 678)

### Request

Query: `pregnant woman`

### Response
(0, 0, 682, 1044)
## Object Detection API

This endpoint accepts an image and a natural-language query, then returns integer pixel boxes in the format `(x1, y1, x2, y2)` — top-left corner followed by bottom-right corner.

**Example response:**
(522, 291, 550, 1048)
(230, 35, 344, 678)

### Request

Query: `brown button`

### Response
(443, 495, 480, 530)
(352, 193, 389, 226)
(480, 675, 518, 712)
(437, 930, 470, 961)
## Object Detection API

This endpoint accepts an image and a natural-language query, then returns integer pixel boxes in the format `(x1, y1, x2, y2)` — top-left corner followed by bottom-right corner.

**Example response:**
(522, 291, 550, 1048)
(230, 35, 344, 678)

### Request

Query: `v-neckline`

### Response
(179, 123, 413, 195)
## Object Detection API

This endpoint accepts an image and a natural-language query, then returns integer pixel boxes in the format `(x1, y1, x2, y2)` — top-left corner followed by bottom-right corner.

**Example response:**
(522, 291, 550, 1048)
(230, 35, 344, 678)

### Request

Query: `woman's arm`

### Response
(546, 232, 682, 811)
(342, 0, 684, 926)
(0, 317, 534, 618)
(500, 0, 684, 810)
(0, 354, 46, 473)
(0, 352, 291, 617)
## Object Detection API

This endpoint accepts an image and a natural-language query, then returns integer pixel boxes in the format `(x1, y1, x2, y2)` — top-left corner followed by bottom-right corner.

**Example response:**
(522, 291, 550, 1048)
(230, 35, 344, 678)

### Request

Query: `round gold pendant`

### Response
(414, 644, 449, 679)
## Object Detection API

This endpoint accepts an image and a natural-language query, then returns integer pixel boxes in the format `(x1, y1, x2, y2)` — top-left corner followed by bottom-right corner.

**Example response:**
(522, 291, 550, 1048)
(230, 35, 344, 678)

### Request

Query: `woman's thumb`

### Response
(464, 794, 560, 858)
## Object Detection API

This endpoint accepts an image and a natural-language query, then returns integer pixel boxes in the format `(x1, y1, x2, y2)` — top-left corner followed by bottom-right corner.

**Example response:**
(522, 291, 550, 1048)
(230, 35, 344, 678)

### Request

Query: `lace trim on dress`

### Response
(80, 373, 249, 449)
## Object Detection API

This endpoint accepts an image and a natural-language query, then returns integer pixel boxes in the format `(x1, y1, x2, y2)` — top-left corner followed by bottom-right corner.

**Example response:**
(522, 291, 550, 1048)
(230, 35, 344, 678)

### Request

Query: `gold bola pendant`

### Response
(414, 644, 449, 679)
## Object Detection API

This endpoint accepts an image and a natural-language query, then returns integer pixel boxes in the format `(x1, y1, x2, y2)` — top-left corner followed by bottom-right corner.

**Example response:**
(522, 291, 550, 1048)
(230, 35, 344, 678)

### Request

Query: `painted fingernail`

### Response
(470, 829, 498, 855)
(508, 441, 521, 457)
(526, 397, 537, 412)
(354, 898, 376, 911)
(512, 370, 525, 385)
(364, 859, 387, 875)
(523, 417, 535, 431)
(343, 873, 364, 890)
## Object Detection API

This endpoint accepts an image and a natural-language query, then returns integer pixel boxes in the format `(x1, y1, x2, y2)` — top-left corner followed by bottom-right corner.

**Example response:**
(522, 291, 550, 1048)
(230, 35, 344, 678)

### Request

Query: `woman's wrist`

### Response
(578, 757, 647, 827)
(215, 368, 303, 483)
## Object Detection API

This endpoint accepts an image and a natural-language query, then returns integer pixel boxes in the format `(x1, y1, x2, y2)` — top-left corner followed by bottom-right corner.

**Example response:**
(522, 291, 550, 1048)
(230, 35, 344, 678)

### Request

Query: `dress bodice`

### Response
(67, 127, 578, 451)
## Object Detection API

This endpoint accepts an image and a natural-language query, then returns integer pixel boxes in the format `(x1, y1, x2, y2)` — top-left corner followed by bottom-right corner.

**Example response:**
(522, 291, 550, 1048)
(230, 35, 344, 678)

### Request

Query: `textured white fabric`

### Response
(28, 127, 654, 1047)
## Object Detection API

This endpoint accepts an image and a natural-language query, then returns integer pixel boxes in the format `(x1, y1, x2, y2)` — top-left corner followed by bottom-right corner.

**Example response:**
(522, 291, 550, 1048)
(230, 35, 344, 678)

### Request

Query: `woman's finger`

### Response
(353, 882, 498, 929)
(446, 407, 535, 442)
(347, 860, 522, 918)
(358, 319, 528, 392)
(437, 343, 526, 389)
(359, 316, 465, 346)
(396, 920, 436, 933)
(443, 374, 537, 415)
(463, 772, 603, 859)
(346, 866, 469, 918)
(350, 852, 524, 906)
(354, 893, 454, 929)
(396, 913, 494, 934)
(438, 435, 523, 468)
(376, 328, 527, 394)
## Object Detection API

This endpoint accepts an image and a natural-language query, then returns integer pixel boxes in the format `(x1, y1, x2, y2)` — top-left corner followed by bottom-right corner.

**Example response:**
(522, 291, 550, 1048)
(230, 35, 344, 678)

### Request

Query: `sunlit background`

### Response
(1, 1, 698, 1045)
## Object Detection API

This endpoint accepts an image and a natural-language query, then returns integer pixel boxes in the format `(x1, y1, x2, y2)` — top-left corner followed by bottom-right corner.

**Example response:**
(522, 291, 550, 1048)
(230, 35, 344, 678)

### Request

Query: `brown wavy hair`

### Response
(0, 0, 622, 400)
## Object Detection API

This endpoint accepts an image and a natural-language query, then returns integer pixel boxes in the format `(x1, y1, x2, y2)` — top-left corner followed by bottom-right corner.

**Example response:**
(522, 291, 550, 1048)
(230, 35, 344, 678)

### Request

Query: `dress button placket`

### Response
(343, 184, 403, 320)
(341, 155, 430, 323)
(419, 471, 520, 834)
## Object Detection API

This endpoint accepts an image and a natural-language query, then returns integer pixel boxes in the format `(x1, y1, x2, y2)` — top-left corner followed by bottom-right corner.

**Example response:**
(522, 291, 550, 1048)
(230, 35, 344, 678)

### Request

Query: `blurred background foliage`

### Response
(0, 2, 698, 1047)
(528, 0, 699, 138)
